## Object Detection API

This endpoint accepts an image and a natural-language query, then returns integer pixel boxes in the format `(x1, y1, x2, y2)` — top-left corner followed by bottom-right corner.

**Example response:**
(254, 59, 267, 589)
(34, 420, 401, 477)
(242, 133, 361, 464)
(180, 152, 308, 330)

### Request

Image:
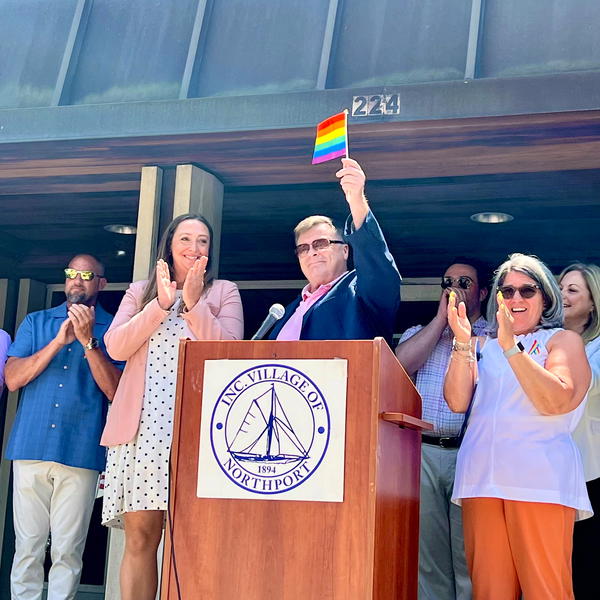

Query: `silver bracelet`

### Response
(450, 351, 476, 364)
(452, 337, 472, 352)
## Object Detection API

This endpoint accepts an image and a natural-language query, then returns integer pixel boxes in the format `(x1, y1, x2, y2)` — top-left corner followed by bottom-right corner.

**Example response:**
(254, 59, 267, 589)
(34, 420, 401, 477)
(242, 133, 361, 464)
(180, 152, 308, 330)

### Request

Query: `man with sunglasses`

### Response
(395, 259, 489, 600)
(268, 158, 400, 344)
(4, 254, 122, 600)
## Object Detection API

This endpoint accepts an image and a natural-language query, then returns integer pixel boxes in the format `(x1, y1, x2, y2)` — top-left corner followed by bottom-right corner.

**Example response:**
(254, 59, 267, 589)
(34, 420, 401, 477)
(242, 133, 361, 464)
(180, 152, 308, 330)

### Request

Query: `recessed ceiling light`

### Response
(470, 212, 514, 224)
(104, 224, 137, 234)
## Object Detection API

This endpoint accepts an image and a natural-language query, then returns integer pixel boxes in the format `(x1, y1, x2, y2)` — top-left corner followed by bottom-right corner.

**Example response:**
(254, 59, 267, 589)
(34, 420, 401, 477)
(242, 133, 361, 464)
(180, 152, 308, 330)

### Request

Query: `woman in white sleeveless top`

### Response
(444, 254, 591, 600)
(559, 263, 600, 599)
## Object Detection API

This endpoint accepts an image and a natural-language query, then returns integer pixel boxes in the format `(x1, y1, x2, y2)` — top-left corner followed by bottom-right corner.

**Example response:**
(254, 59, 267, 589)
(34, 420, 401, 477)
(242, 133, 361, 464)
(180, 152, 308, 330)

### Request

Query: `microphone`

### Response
(251, 303, 285, 340)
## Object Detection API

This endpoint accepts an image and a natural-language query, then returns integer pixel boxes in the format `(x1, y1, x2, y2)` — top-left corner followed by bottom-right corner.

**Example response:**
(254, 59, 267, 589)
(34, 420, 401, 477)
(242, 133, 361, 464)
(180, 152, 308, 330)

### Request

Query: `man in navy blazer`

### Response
(269, 158, 401, 346)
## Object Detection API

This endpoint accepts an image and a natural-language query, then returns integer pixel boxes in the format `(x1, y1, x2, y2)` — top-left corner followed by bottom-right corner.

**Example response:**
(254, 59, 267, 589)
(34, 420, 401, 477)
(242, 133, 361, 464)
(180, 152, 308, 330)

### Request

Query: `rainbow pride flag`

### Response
(311, 111, 348, 164)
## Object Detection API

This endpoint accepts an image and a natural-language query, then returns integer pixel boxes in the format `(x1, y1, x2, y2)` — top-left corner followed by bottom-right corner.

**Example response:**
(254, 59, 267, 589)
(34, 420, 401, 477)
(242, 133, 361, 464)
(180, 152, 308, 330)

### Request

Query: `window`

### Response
(328, 0, 471, 88)
(69, 0, 198, 104)
(479, 0, 600, 78)
(0, 0, 78, 108)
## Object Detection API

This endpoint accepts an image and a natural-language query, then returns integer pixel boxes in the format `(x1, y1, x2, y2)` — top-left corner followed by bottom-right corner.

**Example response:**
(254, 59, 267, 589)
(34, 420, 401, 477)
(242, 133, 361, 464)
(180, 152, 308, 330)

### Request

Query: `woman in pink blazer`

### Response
(101, 213, 243, 600)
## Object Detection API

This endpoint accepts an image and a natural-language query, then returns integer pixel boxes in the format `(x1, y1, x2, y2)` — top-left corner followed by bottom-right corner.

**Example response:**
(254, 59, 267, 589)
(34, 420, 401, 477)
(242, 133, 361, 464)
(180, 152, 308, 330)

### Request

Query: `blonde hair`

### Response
(293, 215, 341, 243)
(559, 263, 600, 344)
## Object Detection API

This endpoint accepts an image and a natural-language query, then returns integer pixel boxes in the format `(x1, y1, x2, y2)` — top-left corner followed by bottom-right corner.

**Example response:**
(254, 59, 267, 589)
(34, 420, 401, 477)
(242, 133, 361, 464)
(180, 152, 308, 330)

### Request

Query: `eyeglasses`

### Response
(64, 268, 102, 281)
(294, 238, 345, 257)
(498, 284, 541, 299)
(441, 276, 474, 290)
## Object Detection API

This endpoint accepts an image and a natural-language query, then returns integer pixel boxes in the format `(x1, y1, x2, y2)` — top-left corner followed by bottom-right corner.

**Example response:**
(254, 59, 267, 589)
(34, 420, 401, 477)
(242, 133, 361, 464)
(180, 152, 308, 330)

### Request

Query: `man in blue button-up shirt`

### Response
(4, 254, 122, 600)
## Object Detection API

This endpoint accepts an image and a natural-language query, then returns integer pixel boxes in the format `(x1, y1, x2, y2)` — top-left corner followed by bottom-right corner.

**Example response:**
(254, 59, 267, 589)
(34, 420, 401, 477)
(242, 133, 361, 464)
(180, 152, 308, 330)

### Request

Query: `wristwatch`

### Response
(503, 341, 524, 358)
(84, 337, 99, 351)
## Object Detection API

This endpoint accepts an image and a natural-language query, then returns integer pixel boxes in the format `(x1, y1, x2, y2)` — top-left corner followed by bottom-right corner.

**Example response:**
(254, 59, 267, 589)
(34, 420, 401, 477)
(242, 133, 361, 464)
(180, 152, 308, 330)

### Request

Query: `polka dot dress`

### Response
(102, 295, 186, 529)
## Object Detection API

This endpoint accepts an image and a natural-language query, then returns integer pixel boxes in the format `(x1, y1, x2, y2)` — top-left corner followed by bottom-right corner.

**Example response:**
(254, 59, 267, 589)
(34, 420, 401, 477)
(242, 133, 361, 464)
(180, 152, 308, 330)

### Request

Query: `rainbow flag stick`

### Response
(311, 110, 349, 165)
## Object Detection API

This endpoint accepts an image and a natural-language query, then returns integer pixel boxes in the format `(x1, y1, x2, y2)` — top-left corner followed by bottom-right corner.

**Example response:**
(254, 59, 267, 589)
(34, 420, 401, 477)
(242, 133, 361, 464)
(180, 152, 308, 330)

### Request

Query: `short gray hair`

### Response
(487, 253, 563, 337)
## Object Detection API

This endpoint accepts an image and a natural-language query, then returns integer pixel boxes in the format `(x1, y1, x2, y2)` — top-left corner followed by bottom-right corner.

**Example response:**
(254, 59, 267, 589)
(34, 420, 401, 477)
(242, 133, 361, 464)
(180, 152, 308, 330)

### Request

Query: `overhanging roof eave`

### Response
(1, 71, 600, 145)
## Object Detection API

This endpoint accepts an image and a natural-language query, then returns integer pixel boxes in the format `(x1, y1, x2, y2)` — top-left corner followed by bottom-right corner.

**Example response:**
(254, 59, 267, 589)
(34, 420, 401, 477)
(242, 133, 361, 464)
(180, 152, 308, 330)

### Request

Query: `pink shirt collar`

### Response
(301, 271, 349, 302)
(275, 271, 349, 341)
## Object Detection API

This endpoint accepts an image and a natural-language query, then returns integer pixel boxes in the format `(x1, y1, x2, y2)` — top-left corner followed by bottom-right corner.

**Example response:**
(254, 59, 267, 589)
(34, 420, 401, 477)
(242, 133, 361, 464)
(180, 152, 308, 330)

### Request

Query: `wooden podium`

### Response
(161, 339, 429, 600)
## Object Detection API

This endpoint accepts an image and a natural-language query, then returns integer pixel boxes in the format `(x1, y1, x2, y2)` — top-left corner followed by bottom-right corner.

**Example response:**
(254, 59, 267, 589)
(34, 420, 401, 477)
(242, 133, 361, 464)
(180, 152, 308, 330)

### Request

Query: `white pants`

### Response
(11, 460, 98, 600)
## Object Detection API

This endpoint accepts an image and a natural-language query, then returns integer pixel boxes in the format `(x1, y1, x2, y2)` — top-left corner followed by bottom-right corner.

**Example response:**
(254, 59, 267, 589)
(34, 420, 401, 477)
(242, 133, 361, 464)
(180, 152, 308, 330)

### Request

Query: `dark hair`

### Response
(447, 256, 491, 291)
(140, 213, 214, 309)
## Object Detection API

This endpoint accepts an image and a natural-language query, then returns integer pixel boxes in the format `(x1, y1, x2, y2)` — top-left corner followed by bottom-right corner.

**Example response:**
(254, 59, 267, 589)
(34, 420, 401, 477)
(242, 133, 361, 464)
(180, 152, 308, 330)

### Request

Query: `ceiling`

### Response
(1, 110, 599, 285)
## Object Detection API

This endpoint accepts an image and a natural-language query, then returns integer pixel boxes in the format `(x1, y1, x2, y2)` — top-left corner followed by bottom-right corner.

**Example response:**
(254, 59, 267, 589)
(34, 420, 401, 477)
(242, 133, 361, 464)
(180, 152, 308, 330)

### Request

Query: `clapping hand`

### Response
(447, 290, 471, 343)
(437, 287, 468, 323)
(182, 255, 207, 310)
(55, 318, 76, 346)
(68, 304, 95, 346)
(496, 290, 516, 350)
(156, 259, 177, 310)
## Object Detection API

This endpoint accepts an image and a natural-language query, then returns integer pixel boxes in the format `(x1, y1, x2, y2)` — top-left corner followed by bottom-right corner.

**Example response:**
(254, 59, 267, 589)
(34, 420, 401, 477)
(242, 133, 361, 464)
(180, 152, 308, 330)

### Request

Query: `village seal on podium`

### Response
(209, 363, 330, 495)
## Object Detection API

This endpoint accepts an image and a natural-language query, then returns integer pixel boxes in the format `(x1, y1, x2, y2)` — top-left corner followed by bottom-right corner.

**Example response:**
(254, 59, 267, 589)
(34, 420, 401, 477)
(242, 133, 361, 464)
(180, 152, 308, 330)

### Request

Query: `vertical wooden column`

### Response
(173, 165, 224, 277)
(0, 279, 46, 564)
(132, 166, 163, 283)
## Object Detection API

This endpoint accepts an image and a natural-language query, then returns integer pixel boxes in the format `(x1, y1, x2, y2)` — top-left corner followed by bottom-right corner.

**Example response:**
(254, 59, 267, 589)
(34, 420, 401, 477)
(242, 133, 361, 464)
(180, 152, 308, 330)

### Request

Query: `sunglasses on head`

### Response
(295, 238, 345, 257)
(64, 268, 102, 281)
(498, 284, 540, 299)
(441, 276, 473, 290)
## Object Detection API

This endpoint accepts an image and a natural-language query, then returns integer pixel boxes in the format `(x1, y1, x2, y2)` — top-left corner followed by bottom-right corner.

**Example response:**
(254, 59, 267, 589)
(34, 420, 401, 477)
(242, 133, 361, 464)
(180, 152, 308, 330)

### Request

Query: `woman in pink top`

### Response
(100, 213, 243, 600)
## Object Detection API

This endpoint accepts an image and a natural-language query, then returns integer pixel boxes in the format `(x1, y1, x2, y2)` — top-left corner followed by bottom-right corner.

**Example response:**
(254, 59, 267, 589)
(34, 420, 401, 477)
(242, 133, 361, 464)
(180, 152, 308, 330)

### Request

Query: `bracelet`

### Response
(451, 351, 476, 364)
(452, 337, 472, 352)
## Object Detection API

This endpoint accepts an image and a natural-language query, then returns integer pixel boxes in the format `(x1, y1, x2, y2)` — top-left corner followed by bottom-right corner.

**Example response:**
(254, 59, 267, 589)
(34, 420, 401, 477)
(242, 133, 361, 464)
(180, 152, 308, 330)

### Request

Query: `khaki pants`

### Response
(462, 497, 575, 600)
(419, 444, 471, 600)
(11, 460, 98, 600)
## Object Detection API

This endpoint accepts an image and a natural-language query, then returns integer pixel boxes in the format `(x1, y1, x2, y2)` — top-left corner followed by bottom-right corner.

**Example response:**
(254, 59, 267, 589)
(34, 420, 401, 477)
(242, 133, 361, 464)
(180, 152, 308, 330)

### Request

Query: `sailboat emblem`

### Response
(210, 363, 331, 495)
(228, 383, 310, 465)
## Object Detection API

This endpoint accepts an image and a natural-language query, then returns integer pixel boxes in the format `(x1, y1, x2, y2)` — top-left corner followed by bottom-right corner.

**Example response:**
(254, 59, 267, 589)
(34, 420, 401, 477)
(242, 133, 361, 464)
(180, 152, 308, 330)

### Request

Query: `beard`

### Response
(66, 289, 87, 304)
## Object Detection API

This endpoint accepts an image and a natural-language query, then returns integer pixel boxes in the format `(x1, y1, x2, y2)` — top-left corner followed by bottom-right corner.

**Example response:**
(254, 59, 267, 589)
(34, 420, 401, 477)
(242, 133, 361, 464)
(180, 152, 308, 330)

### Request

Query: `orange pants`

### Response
(462, 497, 575, 600)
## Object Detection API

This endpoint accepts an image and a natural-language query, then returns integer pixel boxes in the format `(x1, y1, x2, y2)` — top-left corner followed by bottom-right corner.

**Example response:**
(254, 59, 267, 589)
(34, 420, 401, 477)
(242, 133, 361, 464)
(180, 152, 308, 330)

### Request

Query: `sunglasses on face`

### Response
(498, 284, 541, 299)
(441, 276, 473, 290)
(64, 268, 102, 281)
(294, 238, 345, 257)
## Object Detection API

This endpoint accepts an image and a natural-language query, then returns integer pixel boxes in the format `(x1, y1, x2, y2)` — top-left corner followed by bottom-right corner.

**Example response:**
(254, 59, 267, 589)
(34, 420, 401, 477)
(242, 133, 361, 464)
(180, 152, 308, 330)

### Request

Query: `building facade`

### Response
(1, 1, 600, 597)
